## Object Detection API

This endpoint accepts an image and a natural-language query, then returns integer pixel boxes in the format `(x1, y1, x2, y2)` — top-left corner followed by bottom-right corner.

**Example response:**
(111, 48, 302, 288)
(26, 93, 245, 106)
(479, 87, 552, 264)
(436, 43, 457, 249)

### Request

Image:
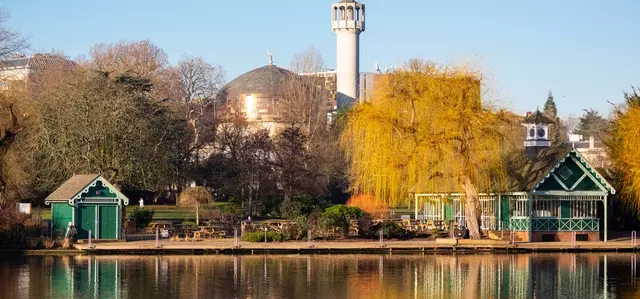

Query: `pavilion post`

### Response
(414, 194, 418, 220)
(604, 195, 608, 242)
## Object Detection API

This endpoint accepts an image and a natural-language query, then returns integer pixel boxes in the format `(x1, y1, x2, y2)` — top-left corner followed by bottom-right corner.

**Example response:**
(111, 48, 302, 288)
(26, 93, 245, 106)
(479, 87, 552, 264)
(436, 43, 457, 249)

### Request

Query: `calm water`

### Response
(0, 253, 639, 299)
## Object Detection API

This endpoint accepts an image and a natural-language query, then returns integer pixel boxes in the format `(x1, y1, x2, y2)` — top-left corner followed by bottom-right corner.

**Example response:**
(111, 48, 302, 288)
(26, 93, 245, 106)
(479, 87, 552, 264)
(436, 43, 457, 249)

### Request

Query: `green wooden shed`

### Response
(45, 174, 129, 240)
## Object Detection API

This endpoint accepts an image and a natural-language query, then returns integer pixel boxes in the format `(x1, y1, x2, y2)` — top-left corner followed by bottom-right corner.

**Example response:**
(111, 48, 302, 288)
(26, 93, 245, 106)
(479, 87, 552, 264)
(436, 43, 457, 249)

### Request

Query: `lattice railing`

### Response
(531, 218, 599, 231)
(501, 218, 529, 231)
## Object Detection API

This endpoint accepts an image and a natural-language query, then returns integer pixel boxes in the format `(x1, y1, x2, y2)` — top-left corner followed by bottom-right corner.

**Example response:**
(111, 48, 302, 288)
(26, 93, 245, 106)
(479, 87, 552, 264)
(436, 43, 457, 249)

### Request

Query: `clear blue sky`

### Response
(3, 0, 639, 117)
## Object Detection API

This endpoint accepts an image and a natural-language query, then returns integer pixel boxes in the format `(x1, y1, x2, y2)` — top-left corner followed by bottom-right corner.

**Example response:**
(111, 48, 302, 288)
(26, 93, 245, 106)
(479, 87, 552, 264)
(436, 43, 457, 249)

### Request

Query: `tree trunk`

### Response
(463, 176, 482, 239)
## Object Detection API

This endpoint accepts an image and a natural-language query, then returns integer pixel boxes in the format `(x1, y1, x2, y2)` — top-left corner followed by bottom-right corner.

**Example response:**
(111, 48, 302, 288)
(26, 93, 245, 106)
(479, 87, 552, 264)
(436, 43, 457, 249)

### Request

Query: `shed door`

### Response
(99, 206, 118, 239)
(78, 205, 96, 239)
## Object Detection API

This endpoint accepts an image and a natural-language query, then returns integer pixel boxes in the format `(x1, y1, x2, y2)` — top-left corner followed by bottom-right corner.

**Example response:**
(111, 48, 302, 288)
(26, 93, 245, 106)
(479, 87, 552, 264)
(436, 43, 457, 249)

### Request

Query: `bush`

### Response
(280, 222, 305, 241)
(357, 214, 374, 238)
(280, 195, 326, 219)
(182, 221, 197, 229)
(267, 231, 284, 242)
(243, 231, 265, 242)
(319, 212, 349, 238)
(43, 237, 55, 249)
(26, 236, 41, 249)
(323, 205, 365, 219)
(243, 231, 287, 242)
(372, 221, 409, 239)
(130, 208, 153, 228)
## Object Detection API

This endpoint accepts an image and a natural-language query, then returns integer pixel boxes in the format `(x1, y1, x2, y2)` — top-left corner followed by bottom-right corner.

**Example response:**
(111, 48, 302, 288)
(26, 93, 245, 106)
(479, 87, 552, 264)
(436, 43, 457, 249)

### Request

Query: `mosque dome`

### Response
(223, 64, 296, 100)
(219, 64, 298, 124)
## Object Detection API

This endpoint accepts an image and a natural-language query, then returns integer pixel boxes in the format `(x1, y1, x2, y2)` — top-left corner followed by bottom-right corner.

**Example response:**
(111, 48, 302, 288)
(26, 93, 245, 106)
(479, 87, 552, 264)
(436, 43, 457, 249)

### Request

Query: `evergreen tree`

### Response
(542, 91, 566, 145)
(543, 91, 558, 119)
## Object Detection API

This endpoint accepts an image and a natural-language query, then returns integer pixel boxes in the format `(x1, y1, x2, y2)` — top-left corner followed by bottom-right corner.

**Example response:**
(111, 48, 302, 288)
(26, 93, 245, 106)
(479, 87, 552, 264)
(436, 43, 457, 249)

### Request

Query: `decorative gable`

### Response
(533, 150, 615, 194)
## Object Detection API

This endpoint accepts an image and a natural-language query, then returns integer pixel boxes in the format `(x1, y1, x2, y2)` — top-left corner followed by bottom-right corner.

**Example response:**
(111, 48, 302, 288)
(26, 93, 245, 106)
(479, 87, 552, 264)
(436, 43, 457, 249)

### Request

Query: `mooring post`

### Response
(572, 231, 577, 248)
(234, 229, 240, 248)
(264, 227, 268, 243)
(307, 229, 313, 248)
(155, 228, 160, 248)
(632, 230, 637, 248)
(88, 230, 93, 249)
(379, 229, 384, 247)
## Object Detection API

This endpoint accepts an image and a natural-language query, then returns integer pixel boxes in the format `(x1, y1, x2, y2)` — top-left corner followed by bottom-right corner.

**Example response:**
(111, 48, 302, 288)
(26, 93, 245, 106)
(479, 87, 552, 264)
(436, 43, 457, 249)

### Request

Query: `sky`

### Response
(3, 0, 639, 117)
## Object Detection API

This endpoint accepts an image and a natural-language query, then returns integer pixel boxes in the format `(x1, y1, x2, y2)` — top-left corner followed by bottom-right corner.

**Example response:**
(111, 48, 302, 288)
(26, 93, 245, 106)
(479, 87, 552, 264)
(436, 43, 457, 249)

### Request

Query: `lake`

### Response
(0, 253, 638, 298)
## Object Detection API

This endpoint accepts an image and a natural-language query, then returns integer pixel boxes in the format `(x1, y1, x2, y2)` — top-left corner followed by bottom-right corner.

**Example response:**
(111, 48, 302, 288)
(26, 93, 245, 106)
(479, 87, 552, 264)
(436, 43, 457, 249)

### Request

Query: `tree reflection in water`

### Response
(0, 253, 639, 298)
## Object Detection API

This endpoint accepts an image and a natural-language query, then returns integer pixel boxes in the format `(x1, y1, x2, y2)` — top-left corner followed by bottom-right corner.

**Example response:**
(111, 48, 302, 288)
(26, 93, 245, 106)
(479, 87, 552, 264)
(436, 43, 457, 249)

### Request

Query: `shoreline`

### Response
(2, 239, 639, 255)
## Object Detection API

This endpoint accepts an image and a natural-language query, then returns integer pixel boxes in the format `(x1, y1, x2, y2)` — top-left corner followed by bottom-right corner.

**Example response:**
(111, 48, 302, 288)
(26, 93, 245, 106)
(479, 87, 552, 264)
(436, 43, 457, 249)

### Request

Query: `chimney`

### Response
(589, 136, 595, 149)
(526, 111, 532, 118)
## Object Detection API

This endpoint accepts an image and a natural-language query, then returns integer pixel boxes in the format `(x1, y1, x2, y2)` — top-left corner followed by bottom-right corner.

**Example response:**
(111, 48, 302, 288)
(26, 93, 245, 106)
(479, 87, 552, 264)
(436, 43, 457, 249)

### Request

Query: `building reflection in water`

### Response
(1, 253, 640, 298)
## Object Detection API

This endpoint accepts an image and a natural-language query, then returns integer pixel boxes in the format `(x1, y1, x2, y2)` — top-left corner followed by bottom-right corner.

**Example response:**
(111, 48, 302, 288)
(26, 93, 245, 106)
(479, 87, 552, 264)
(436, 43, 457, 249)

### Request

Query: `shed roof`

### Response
(45, 174, 130, 204)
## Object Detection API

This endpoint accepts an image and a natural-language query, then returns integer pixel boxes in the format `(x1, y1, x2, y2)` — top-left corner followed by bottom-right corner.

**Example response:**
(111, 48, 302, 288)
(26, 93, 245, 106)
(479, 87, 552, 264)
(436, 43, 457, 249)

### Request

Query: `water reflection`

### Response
(0, 253, 639, 299)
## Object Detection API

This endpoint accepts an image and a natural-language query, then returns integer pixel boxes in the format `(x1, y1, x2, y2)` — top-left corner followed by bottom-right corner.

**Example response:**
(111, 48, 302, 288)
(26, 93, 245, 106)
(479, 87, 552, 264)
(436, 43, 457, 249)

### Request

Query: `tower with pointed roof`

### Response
(523, 110, 555, 158)
(331, 0, 365, 108)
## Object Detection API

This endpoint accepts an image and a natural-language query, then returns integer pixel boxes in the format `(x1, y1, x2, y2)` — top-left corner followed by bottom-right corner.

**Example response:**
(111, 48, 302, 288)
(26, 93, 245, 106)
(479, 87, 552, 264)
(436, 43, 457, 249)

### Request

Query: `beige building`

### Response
(0, 53, 77, 91)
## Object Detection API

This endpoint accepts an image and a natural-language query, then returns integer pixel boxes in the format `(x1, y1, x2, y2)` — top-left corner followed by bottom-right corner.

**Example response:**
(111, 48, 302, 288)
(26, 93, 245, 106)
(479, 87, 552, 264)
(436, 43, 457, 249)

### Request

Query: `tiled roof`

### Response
(45, 174, 101, 201)
(0, 54, 77, 70)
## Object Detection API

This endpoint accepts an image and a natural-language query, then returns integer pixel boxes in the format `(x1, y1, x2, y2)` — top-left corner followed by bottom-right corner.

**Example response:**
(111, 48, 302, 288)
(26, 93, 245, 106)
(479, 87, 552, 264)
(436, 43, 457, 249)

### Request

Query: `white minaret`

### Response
(332, 0, 365, 108)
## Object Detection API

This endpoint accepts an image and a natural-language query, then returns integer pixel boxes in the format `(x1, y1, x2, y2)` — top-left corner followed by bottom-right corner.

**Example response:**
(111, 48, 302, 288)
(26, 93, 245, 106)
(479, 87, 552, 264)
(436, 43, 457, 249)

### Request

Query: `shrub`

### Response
(182, 221, 197, 229)
(43, 237, 55, 249)
(267, 231, 284, 242)
(319, 212, 349, 238)
(243, 231, 265, 242)
(280, 195, 326, 219)
(130, 208, 153, 228)
(372, 221, 408, 239)
(280, 223, 305, 241)
(323, 205, 365, 220)
(357, 214, 374, 238)
(26, 236, 41, 249)
(243, 231, 287, 242)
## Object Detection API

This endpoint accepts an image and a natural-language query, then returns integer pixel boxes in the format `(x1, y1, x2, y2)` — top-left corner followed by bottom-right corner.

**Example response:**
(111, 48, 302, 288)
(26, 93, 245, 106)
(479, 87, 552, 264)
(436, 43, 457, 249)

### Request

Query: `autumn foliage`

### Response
(341, 59, 516, 238)
(346, 194, 389, 218)
(608, 88, 640, 211)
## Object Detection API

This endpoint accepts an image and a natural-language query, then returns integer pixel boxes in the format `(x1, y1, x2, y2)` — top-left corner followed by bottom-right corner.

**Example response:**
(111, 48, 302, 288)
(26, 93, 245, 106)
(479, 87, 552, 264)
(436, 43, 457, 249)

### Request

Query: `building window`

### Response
(558, 165, 573, 180)
(533, 200, 559, 217)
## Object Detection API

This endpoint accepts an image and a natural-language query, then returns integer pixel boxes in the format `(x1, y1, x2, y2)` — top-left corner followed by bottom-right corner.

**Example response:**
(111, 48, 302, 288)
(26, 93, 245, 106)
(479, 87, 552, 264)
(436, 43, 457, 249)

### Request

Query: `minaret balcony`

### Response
(524, 140, 551, 147)
(332, 20, 365, 31)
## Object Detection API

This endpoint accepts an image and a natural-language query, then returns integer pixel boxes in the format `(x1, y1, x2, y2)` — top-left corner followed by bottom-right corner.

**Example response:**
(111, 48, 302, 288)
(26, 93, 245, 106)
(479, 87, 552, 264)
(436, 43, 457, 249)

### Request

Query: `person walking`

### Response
(62, 222, 76, 249)
(139, 198, 144, 209)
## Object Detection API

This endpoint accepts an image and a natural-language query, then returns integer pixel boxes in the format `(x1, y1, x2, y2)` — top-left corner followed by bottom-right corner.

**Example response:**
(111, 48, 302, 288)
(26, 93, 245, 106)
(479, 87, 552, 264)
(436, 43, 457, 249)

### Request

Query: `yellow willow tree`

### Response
(341, 59, 516, 239)
(607, 88, 640, 212)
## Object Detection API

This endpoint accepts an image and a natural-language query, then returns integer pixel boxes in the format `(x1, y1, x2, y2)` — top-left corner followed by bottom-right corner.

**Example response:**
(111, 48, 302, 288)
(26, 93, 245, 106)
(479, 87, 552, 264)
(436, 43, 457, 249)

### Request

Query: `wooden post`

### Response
(604, 195, 608, 242)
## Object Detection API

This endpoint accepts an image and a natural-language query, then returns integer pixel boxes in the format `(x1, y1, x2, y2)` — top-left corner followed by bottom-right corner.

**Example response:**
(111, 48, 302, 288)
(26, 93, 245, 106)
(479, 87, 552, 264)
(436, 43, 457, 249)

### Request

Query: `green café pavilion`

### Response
(46, 174, 130, 240)
(412, 111, 616, 242)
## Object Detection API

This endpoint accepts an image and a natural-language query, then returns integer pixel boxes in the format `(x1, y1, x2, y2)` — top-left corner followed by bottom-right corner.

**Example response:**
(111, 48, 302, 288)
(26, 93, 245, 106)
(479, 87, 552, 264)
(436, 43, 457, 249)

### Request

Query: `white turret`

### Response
(332, 0, 365, 107)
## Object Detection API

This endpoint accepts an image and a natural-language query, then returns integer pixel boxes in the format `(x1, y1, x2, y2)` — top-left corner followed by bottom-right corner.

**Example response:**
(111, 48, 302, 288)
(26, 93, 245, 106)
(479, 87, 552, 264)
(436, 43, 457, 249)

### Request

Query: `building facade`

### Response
(45, 174, 129, 240)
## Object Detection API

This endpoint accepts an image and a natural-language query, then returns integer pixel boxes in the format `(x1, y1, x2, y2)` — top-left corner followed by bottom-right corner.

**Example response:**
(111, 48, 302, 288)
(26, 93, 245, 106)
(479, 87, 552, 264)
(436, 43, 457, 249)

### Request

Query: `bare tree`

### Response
(289, 47, 325, 74)
(89, 40, 168, 80)
(279, 75, 331, 143)
(0, 8, 28, 60)
(174, 56, 225, 149)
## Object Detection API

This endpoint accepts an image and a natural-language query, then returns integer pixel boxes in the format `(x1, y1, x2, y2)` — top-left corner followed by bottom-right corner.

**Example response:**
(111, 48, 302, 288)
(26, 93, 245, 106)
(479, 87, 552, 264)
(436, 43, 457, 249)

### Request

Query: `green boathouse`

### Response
(45, 174, 129, 239)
